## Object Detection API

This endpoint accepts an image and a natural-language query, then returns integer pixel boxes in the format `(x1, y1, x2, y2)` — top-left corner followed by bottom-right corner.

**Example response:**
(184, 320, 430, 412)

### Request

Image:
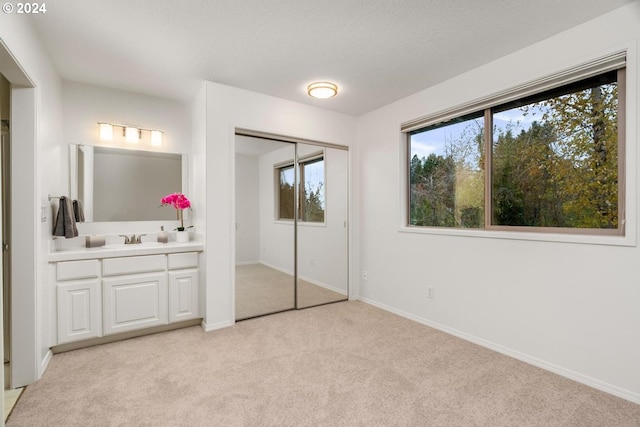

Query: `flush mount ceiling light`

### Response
(307, 81, 338, 99)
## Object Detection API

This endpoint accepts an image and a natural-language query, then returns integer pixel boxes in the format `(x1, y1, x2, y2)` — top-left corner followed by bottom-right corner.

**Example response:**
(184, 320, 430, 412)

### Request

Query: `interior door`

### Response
(235, 136, 295, 320)
(234, 133, 348, 319)
(296, 143, 348, 308)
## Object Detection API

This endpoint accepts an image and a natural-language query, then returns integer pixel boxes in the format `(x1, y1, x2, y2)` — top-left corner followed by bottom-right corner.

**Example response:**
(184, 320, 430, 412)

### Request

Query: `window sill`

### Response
(298, 221, 326, 228)
(398, 225, 635, 247)
(274, 220, 327, 228)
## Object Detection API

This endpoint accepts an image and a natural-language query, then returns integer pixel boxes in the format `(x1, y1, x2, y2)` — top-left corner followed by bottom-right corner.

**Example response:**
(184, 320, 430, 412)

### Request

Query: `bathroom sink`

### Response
(101, 242, 165, 249)
(137, 241, 165, 247)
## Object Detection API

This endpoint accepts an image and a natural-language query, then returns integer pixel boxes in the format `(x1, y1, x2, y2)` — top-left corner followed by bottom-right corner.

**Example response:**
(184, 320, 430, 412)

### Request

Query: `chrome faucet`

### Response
(119, 234, 135, 244)
(119, 234, 146, 244)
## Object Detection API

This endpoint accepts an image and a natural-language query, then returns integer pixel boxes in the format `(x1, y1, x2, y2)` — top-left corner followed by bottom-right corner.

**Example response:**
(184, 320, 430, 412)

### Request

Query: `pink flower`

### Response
(161, 193, 191, 210)
(161, 193, 192, 230)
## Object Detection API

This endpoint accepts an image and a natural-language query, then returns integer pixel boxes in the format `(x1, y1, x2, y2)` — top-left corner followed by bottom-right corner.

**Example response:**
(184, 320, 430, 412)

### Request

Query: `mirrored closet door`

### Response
(234, 133, 348, 320)
(296, 143, 348, 309)
(235, 136, 296, 320)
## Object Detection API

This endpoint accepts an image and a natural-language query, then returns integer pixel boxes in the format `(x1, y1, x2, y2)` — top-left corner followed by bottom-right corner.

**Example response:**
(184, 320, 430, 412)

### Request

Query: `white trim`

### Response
(358, 297, 640, 404)
(251, 261, 347, 298)
(201, 319, 234, 332)
(398, 225, 635, 247)
(260, 260, 293, 276)
(298, 274, 348, 297)
(40, 349, 53, 376)
(235, 260, 261, 266)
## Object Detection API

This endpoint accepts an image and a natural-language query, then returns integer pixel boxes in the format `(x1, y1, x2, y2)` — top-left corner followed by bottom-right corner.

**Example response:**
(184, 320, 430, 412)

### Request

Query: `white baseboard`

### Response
(258, 261, 347, 296)
(235, 260, 260, 266)
(358, 296, 640, 405)
(201, 319, 234, 332)
(298, 274, 347, 296)
(259, 260, 293, 276)
(39, 349, 53, 378)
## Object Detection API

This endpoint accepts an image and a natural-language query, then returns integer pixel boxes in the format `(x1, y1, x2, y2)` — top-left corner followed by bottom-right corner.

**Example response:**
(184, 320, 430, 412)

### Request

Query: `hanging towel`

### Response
(53, 196, 78, 238)
(73, 199, 85, 222)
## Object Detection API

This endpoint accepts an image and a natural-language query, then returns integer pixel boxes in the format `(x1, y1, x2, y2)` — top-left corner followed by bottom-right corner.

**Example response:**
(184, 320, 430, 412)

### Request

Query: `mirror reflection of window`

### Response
(299, 156, 324, 223)
(277, 164, 295, 220)
(235, 134, 347, 320)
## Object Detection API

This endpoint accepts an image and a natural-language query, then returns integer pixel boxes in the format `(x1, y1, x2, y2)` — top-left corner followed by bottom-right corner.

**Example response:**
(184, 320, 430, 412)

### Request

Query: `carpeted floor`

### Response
(235, 263, 346, 319)
(7, 301, 640, 426)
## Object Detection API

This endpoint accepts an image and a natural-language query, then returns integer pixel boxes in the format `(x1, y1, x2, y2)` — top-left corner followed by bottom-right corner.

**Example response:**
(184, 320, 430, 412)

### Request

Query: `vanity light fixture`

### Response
(99, 123, 114, 141)
(125, 126, 140, 144)
(307, 81, 338, 99)
(150, 130, 163, 147)
(97, 122, 163, 147)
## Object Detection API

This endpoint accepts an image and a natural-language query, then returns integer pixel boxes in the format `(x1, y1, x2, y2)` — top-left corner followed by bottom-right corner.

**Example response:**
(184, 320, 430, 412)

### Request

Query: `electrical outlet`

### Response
(427, 286, 435, 299)
(362, 270, 368, 280)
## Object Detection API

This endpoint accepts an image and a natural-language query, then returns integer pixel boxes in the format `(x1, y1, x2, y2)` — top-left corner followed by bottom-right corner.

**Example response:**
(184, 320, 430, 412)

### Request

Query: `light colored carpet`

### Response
(7, 301, 640, 426)
(235, 263, 346, 319)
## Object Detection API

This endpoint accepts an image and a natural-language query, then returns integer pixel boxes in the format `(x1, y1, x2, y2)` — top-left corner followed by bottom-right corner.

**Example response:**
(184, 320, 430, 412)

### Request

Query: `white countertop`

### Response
(48, 241, 204, 263)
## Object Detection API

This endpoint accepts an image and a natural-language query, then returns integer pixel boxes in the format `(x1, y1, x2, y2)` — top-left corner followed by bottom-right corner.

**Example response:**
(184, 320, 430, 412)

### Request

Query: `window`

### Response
(277, 164, 295, 220)
(299, 156, 325, 222)
(276, 155, 325, 223)
(406, 62, 625, 236)
(409, 112, 485, 228)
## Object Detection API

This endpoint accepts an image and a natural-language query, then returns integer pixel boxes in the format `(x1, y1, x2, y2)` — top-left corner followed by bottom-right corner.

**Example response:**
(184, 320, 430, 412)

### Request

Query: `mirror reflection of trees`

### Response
(278, 165, 295, 220)
(410, 73, 619, 230)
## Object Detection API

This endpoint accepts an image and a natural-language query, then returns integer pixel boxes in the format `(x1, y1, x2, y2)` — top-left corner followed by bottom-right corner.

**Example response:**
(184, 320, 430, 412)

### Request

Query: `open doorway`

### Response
(1, 37, 39, 407)
(1, 72, 10, 386)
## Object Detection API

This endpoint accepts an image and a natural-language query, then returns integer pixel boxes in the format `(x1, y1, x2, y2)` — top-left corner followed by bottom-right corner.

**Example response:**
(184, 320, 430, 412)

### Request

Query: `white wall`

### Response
(63, 81, 191, 156)
(202, 82, 356, 330)
(0, 15, 63, 386)
(62, 81, 193, 235)
(189, 83, 207, 323)
(356, 2, 640, 402)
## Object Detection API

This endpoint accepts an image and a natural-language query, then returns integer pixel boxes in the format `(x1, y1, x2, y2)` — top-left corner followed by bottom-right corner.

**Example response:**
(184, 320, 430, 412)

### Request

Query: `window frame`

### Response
(402, 52, 629, 242)
(275, 161, 295, 221)
(297, 153, 326, 224)
(485, 70, 625, 236)
(274, 152, 326, 224)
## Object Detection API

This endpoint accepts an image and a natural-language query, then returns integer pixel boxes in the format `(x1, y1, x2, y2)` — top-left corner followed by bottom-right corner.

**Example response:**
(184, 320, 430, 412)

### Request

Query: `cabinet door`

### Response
(103, 272, 168, 335)
(168, 269, 199, 322)
(57, 280, 102, 344)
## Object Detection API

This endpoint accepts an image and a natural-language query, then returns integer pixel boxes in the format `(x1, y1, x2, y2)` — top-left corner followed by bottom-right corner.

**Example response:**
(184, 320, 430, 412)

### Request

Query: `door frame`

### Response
(233, 128, 350, 320)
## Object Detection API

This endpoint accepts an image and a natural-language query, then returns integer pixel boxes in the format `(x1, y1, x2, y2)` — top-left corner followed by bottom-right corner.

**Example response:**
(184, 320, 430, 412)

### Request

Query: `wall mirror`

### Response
(69, 144, 187, 222)
(234, 132, 348, 321)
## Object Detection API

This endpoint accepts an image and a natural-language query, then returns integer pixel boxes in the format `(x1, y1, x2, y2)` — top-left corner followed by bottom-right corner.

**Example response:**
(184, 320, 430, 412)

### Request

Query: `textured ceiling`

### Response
(31, 0, 634, 116)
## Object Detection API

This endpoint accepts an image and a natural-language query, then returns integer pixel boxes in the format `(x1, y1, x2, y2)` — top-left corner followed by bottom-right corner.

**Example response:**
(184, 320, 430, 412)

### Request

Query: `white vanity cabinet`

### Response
(51, 244, 202, 348)
(168, 252, 200, 322)
(56, 260, 102, 344)
(102, 255, 168, 335)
